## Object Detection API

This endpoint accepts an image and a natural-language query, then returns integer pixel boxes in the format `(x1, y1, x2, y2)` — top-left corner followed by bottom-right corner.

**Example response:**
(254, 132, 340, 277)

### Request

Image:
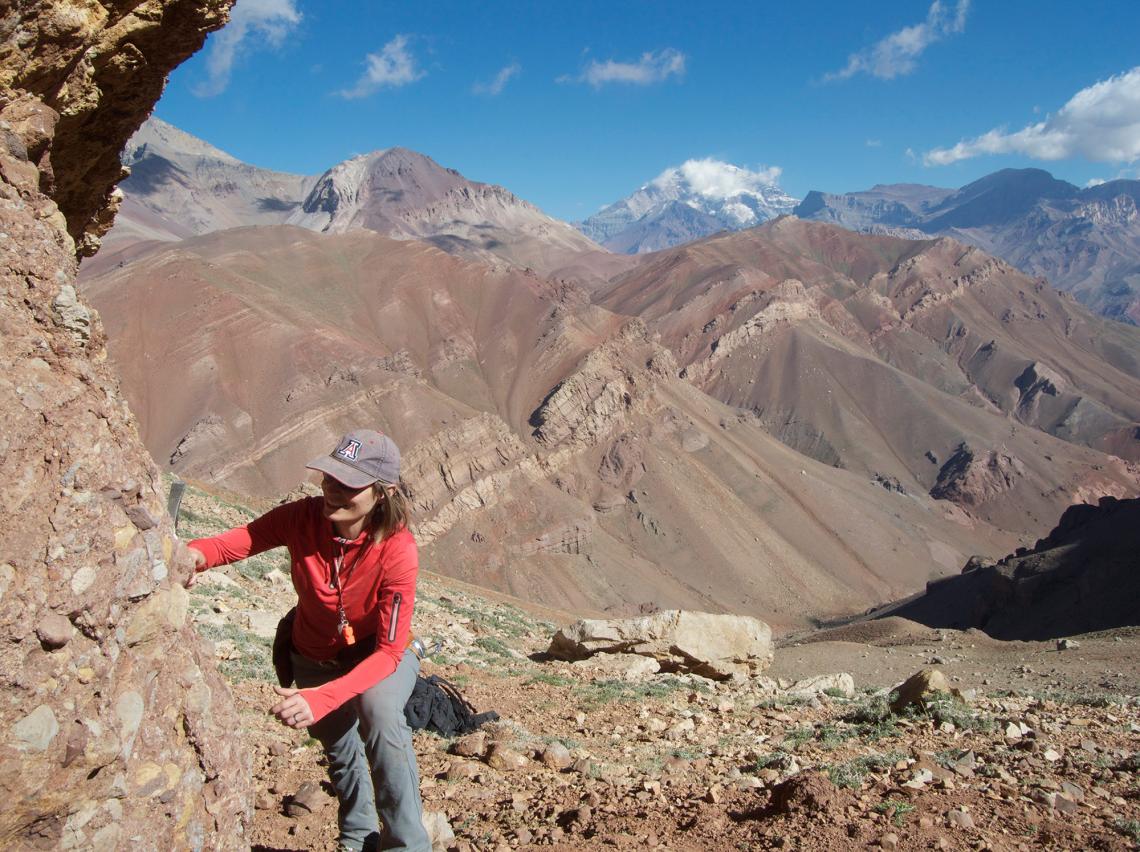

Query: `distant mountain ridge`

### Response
(96, 118, 609, 281)
(283, 146, 604, 275)
(577, 159, 799, 254)
(109, 117, 314, 248)
(795, 168, 1140, 324)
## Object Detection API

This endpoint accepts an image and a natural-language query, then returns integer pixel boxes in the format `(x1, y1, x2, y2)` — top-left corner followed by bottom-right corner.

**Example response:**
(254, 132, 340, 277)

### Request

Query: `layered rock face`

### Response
(0, 2, 250, 848)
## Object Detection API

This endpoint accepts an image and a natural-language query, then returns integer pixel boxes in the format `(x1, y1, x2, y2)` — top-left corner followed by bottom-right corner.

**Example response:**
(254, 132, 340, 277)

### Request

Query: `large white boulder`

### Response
(549, 610, 773, 680)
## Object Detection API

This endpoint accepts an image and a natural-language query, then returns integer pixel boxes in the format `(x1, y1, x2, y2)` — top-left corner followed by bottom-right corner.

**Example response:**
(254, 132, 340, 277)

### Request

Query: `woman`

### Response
(187, 429, 431, 852)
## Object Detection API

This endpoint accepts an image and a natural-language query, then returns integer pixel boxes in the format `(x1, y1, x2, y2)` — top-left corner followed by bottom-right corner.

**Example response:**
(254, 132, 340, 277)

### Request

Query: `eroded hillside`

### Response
(80, 212, 1140, 628)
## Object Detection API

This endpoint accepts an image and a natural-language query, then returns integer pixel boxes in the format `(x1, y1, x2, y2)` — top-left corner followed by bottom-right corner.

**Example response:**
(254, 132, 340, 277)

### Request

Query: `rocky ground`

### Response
(177, 483, 1140, 851)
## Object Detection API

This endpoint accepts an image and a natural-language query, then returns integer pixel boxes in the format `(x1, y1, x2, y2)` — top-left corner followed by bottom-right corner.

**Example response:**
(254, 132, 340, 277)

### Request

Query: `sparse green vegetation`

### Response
(841, 692, 902, 740)
(813, 722, 854, 750)
(1037, 690, 1117, 708)
(747, 752, 790, 773)
(826, 750, 906, 789)
(993, 688, 1137, 709)
(907, 695, 994, 733)
(825, 762, 864, 789)
(874, 799, 916, 827)
(474, 635, 514, 658)
(196, 621, 273, 682)
(843, 692, 892, 724)
(525, 672, 575, 688)
(1113, 819, 1140, 842)
(574, 675, 695, 708)
(419, 594, 539, 639)
(755, 694, 812, 709)
(781, 722, 856, 751)
(780, 726, 814, 750)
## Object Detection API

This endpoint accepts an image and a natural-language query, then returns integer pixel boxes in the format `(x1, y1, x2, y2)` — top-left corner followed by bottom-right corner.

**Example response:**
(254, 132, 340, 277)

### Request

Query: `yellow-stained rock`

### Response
(114, 525, 136, 552)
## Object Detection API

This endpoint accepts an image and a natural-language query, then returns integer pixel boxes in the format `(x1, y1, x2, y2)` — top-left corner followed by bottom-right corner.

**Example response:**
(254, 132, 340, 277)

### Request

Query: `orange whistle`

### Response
(343, 624, 355, 646)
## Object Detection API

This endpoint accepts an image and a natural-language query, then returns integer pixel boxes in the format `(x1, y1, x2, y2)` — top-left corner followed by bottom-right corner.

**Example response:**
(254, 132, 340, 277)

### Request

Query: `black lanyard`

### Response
(330, 536, 373, 645)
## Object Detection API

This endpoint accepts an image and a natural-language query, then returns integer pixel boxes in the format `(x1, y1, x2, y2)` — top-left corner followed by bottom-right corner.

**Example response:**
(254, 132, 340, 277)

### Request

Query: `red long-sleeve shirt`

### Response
(190, 496, 417, 723)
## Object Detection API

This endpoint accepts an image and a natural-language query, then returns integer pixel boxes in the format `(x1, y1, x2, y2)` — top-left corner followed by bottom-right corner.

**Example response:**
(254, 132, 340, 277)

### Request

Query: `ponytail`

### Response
(369, 480, 411, 542)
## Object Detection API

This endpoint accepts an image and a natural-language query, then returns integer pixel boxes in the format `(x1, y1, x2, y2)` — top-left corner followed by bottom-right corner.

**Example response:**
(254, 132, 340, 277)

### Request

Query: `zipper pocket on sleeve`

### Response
(388, 593, 402, 642)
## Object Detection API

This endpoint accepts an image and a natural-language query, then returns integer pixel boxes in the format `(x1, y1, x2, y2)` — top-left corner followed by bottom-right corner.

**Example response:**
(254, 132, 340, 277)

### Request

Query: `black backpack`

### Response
(403, 674, 499, 737)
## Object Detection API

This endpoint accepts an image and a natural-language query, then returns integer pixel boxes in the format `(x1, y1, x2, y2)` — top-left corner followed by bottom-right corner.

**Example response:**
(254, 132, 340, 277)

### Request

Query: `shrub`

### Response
(1113, 819, 1140, 842)
(908, 694, 994, 733)
(825, 751, 905, 790)
(874, 799, 915, 827)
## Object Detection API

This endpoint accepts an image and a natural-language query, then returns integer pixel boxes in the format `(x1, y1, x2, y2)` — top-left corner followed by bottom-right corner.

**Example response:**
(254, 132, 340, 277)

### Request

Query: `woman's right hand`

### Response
(184, 547, 207, 588)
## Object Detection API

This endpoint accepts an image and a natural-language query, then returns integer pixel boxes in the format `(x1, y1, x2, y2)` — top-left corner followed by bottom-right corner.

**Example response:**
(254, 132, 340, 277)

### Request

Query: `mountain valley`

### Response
(79, 129, 1140, 632)
(6, 9, 1140, 850)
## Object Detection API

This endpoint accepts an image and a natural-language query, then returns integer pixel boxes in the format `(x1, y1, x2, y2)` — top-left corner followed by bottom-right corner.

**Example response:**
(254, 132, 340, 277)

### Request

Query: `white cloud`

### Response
(924, 66, 1140, 166)
(824, 0, 969, 82)
(338, 35, 424, 99)
(652, 158, 783, 198)
(561, 48, 685, 87)
(473, 62, 520, 96)
(193, 0, 301, 97)
(865, 138, 883, 148)
(1085, 178, 1107, 187)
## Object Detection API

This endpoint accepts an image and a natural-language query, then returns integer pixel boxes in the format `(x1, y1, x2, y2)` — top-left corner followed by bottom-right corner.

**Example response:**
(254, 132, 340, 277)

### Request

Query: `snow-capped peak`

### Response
(649, 158, 783, 201)
(577, 157, 799, 252)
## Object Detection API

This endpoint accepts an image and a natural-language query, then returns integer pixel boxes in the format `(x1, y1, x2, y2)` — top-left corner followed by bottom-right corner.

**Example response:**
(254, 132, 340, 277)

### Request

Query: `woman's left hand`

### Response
(271, 685, 314, 728)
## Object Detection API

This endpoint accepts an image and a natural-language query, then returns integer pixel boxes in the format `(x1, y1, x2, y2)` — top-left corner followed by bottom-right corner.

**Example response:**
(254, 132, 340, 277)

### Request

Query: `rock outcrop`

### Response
(531, 319, 658, 449)
(930, 443, 1025, 508)
(548, 611, 774, 680)
(403, 413, 535, 545)
(881, 496, 1140, 640)
(2, 1, 233, 255)
(1, 2, 250, 848)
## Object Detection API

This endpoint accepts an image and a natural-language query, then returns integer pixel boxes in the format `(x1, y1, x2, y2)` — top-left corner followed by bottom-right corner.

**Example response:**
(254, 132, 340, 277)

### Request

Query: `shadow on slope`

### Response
(875, 497, 1140, 640)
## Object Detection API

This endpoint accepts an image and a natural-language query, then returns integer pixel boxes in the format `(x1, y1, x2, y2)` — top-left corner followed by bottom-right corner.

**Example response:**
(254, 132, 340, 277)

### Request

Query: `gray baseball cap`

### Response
(307, 429, 400, 488)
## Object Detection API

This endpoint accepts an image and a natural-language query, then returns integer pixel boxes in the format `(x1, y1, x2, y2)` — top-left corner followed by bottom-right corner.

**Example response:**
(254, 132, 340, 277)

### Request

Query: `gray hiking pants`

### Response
(293, 649, 430, 852)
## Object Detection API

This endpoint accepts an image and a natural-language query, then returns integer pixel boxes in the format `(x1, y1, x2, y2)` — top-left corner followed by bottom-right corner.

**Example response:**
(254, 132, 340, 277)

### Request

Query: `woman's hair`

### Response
(369, 480, 411, 542)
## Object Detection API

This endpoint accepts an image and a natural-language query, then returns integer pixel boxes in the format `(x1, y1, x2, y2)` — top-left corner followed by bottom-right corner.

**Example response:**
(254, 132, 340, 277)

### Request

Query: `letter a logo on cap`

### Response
(337, 439, 362, 461)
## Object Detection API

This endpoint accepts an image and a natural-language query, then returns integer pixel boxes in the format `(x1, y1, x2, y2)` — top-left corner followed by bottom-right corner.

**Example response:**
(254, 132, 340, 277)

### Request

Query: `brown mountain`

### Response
(82, 225, 619, 492)
(92, 119, 620, 284)
(286, 146, 614, 281)
(795, 169, 1140, 325)
(80, 219, 1139, 630)
(599, 217, 1140, 533)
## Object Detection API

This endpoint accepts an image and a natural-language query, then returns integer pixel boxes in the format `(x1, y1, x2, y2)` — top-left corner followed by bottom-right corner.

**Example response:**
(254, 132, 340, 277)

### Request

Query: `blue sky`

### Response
(155, 0, 1140, 221)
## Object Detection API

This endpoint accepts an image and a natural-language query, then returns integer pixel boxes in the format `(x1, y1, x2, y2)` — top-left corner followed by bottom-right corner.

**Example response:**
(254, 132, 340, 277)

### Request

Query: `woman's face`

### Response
(320, 474, 381, 530)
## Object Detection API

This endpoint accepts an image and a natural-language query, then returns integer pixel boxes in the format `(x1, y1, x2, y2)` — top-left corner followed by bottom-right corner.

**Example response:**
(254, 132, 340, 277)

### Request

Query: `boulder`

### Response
(540, 741, 574, 770)
(485, 744, 528, 771)
(549, 610, 773, 680)
(421, 810, 455, 851)
(889, 668, 961, 713)
(767, 771, 838, 816)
